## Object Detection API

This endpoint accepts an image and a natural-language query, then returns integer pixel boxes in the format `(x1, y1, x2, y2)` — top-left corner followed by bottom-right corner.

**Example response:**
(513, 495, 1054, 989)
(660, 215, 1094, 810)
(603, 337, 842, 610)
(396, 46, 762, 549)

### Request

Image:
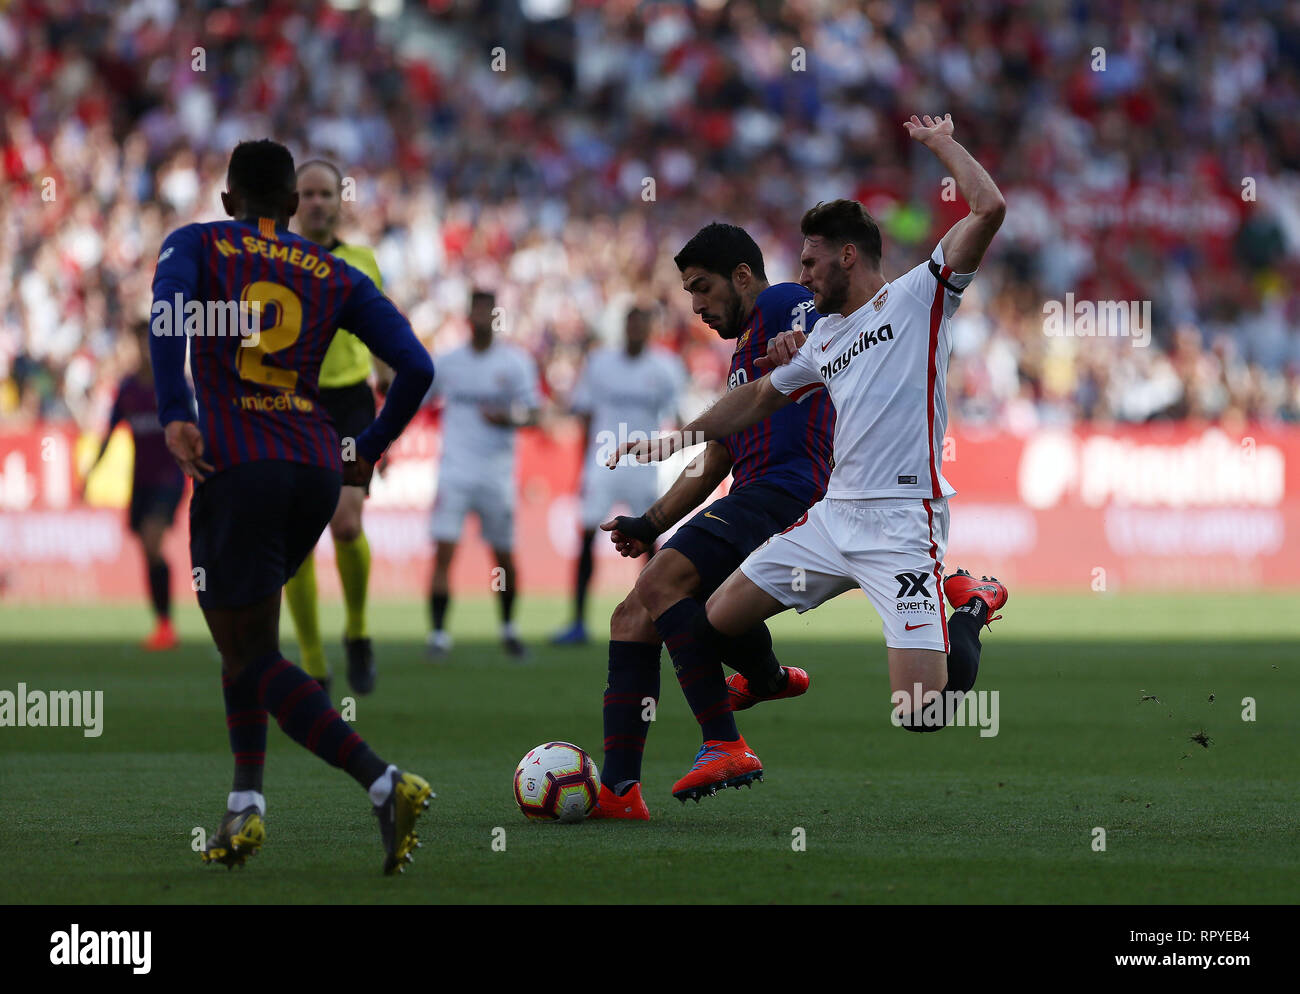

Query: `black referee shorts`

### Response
(319, 380, 377, 492)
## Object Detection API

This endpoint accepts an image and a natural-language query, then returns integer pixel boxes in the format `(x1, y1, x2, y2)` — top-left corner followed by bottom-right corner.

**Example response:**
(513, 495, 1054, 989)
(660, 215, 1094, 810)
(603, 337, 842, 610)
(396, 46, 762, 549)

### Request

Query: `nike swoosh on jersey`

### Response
(703, 511, 729, 525)
(904, 622, 931, 631)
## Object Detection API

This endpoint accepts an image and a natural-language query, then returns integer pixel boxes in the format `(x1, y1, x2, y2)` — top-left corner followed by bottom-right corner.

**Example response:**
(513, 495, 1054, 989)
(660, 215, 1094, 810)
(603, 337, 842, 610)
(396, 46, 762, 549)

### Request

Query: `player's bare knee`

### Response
(610, 595, 656, 643)
(331, 513, 362, 543)
(633, 559, 693, 620)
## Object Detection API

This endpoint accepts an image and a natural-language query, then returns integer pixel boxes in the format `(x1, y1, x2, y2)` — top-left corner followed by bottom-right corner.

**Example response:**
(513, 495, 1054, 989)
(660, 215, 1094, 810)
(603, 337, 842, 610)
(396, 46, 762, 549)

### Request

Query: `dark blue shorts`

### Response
(129, 483, 184, 534)
(663, 483, 812, 597)
(188, 460, 341, 610)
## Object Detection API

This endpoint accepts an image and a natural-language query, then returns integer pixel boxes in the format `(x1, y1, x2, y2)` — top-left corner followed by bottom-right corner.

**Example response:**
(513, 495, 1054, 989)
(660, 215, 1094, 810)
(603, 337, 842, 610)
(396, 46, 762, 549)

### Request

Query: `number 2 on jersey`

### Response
(237, 281, 302, 390)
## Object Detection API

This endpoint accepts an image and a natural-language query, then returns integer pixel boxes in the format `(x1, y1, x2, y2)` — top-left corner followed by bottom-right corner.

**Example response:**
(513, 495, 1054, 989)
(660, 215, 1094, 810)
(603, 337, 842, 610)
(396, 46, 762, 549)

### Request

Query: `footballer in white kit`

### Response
(744, 240, 967, 652)
(426, 289, 541, 659)
(553, 306, 685, 645)
(613, 115, 1012, 796)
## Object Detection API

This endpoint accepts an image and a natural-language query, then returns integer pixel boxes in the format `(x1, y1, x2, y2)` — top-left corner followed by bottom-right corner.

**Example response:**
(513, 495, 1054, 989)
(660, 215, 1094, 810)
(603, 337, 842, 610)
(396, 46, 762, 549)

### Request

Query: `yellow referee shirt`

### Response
(319, 242, 383, 389)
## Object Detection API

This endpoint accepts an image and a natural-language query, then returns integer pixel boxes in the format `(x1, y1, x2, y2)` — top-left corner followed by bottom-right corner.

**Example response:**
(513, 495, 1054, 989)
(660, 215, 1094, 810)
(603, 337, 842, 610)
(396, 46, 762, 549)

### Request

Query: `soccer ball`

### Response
(513, 742, 599, 822)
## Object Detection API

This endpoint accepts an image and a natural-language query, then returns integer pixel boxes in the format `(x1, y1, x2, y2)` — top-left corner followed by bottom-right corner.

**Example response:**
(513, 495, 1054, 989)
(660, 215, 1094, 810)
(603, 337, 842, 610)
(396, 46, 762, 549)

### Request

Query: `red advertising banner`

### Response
(1, 419, 1297, 602)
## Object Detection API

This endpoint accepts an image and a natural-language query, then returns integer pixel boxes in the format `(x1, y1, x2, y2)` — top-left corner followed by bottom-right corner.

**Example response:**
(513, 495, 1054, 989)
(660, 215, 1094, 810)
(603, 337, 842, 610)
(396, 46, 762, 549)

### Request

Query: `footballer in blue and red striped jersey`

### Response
(151, 217, 409, 477)
(82, 319, 186, 651)
(150, 139, 433, 875)
(718, 281, 835, 509)
(591, 222, 835, 817)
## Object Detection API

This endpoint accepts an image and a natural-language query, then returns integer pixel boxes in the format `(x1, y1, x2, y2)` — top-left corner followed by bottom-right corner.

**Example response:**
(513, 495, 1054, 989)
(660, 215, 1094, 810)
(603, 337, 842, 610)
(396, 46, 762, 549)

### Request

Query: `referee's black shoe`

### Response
(345, 636, 377, 694)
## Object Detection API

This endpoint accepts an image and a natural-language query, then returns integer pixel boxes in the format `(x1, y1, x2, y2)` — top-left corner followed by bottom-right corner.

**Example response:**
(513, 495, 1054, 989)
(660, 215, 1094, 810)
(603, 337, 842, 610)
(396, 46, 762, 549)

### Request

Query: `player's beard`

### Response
(713, 289, 745, 340)
(816, 266, 851, 315)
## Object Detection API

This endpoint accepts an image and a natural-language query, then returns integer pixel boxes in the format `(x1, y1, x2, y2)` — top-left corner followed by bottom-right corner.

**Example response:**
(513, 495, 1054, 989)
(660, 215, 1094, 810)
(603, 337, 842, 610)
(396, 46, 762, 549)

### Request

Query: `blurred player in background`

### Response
(425, 289, 541, 661)
(282, 159, 391, 698)
(591, 223, 835, 818)
(551, 306, 685, 646)
(82, 319, 186, 651)
(151, 139, 434, 874)
(614, 117, 1010, 792)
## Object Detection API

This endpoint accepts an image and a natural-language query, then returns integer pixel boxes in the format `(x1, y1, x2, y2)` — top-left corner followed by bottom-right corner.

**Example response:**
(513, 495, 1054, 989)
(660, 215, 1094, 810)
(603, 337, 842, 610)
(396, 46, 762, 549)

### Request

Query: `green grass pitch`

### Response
(1, 591, 1297, 904)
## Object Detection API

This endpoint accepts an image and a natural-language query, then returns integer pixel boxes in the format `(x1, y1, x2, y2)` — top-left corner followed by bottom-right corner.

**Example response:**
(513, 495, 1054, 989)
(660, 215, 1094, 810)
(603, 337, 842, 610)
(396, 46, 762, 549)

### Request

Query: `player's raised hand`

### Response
(605, 431, 681, 469)
(164, 421, 214, 482)
(903, 113, 954, 145)
(755, 329, 807, 371)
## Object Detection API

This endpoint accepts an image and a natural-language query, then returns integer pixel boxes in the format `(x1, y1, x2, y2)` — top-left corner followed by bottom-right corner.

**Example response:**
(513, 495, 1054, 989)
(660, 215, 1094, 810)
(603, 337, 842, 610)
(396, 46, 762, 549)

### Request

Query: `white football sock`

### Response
(368, 765, 399, 805)
(228, 790, 266, 816)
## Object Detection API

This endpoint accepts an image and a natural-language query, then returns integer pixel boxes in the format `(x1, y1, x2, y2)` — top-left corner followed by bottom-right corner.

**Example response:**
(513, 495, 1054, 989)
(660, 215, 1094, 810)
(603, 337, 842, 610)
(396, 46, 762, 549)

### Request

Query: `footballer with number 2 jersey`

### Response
(150, 139, 435, 875)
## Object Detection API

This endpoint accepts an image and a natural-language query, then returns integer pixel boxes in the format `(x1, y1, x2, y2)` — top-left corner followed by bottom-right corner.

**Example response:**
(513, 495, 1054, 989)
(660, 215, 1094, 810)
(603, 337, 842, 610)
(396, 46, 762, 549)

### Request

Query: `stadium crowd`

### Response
(2, 0, 1298, 436)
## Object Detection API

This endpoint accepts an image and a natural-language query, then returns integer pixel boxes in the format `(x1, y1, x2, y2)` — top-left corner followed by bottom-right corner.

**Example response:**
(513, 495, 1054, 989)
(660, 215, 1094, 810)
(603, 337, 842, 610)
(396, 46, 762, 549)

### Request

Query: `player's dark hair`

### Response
(470, 288, 496, 307)
(673, 223, 766, 282)
(800, 200, 882, 265)
(626, 305, 653, 325)
(296, 158, 343, 189)
(227, 139, 297, 209)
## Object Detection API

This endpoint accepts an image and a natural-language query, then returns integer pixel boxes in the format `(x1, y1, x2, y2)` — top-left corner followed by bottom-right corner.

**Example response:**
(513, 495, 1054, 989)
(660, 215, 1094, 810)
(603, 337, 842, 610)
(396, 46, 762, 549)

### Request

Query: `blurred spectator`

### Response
(1, 0, 1297, 435)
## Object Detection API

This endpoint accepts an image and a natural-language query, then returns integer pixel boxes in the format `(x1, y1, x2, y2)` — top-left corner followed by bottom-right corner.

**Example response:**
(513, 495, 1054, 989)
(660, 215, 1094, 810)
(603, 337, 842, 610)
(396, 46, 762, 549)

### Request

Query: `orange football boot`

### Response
(943, 569, 1008, 626)
(143, 618, 179, 651)
(590, 782, 650, 821)
(672, 736, 763, 803)
(725, 666, 810, 711)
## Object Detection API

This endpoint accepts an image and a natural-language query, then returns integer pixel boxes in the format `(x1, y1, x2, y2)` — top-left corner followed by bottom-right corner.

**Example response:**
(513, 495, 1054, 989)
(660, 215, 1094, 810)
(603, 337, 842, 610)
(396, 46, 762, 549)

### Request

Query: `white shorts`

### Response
(431, 475, 515, 549)
(740, 497, 951, 652)
(580, 463, 660, 530)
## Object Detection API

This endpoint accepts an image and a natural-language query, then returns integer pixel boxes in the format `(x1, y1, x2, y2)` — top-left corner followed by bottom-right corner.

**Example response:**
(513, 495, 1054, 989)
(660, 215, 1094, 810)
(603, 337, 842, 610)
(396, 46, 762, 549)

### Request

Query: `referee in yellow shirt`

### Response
(284, 159, 391, 696)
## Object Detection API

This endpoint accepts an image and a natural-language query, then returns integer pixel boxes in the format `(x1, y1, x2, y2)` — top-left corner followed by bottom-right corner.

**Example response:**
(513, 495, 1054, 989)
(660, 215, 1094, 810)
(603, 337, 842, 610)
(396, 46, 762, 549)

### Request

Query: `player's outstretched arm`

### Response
(600, 440, 733, 557)
(904, 114, 1006, 274)
(606, 377, 791, 466)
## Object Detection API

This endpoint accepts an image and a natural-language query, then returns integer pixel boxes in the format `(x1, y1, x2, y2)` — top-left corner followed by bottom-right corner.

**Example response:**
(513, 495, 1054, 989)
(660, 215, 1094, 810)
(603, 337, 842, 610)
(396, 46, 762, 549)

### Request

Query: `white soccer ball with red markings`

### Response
(513, 742, 599, 822)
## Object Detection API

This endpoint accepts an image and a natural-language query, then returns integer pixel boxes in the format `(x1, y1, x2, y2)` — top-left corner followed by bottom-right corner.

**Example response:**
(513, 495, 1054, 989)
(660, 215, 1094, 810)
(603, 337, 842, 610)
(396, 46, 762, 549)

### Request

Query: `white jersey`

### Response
(427, 342, 541, 485)
(571, 346, 685, 471)
(770, 243, 974, 500)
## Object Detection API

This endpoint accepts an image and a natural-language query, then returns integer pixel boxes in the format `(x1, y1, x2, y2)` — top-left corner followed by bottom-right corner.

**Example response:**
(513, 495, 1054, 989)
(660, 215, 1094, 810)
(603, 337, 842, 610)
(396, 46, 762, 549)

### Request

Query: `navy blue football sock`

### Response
(242, 651, 389, 789)
(574, 530, 596, 623)
(601, 640, 661, 791)
(498, 588, 516, 626)
(655, 599, 738, 743)
(430, 592, 449, 631)
(222, 668, 267, 793)
(147, 558, 171, 620)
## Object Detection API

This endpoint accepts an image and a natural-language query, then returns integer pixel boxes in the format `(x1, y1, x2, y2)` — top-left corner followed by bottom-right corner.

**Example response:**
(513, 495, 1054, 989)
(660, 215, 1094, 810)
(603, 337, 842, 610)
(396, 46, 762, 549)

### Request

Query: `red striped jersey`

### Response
(769, 243, 974, 499)
(722, 282, 835, 506)
(150, 217, 423, 473)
